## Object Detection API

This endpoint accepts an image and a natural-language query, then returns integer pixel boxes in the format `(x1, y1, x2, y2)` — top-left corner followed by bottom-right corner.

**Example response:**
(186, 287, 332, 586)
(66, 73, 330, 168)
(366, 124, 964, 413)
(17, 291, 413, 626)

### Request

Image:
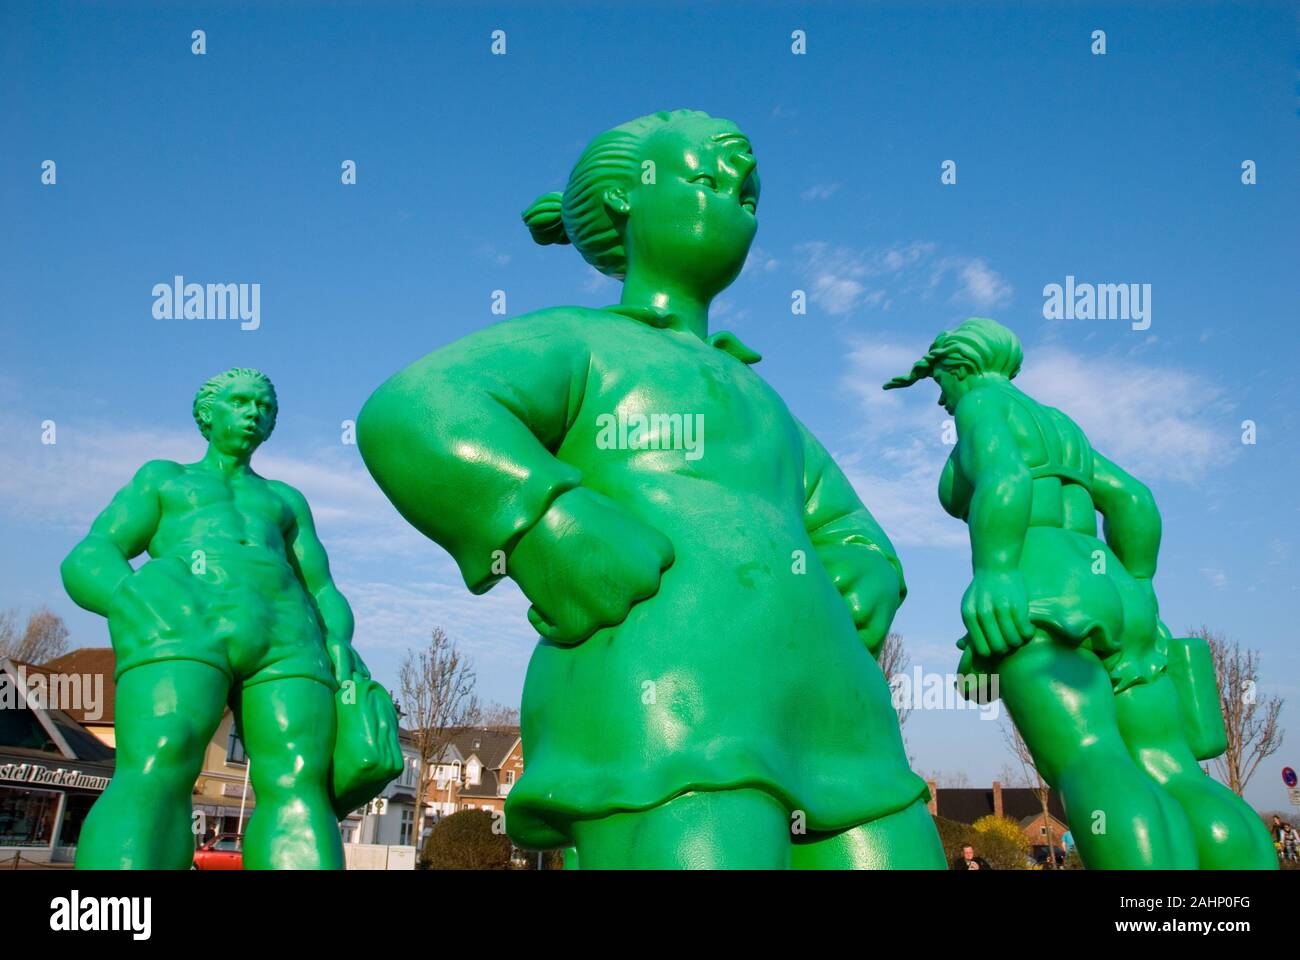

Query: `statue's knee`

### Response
(251, 747, 330, 797)
(117, 722, 206, 792)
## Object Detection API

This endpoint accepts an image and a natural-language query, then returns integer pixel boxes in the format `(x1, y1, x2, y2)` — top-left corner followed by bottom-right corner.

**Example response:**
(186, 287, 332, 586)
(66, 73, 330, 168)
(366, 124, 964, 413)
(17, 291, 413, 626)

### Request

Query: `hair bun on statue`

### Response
(522, 191, 571, 246)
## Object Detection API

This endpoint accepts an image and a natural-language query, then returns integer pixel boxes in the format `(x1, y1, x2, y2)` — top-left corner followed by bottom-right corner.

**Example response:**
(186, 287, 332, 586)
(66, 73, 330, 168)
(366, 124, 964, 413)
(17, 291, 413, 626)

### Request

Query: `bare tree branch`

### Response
(478, 701, 521, 730)
(926, 770, 970, 788)
(1196, 626, 1285, 796)
(399, 627, 481, 849)
(1002, 717, 1058, 868)
(0, 607, 70, 664)
(878, 631, 912, 729)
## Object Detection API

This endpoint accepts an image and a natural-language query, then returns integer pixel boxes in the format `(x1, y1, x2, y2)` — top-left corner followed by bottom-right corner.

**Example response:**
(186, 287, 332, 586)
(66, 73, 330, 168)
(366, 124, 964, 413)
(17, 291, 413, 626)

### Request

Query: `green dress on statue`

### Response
(359, 304, 928, 850)
(360, 109, 944, 867)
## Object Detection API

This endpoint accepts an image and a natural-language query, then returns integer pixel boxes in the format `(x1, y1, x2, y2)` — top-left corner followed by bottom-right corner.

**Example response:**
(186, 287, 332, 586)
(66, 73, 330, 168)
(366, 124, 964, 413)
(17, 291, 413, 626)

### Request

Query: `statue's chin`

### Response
(216, 436, 259, 457)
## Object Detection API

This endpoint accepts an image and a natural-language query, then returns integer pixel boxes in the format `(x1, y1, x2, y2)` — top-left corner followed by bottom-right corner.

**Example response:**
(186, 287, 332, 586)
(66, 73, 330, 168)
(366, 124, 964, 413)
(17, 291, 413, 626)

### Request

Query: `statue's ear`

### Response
(602, 186, 631, 220)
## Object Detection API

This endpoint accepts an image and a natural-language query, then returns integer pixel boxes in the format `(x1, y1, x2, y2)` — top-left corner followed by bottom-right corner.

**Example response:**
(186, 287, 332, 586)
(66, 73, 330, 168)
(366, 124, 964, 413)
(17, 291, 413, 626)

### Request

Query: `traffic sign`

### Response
(1284, 766, 1297, 788)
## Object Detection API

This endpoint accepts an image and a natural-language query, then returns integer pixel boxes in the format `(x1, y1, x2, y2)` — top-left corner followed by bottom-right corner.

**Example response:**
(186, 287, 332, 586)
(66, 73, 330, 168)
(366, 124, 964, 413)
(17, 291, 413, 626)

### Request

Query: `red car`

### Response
(193, 834, 243, 870)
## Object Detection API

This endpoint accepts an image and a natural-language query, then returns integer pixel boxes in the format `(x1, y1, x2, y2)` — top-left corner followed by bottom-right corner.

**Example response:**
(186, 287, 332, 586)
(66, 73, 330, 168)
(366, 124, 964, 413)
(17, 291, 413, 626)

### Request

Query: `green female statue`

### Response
(62, 368, 402, 869)
(884, 318, 1276, 869)
(358, 109, 946, 868)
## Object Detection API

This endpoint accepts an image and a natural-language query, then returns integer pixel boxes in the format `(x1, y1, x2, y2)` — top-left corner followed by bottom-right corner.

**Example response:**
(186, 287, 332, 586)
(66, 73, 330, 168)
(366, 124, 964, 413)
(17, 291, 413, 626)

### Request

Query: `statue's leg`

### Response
(1115, 675, 1278, 869)
(791, 798, 946, 869)
(569, 788, 791, 869)
(75, 660, 229, 869)
(997, 633, 1197, 869)
(237, 677, 343, 870)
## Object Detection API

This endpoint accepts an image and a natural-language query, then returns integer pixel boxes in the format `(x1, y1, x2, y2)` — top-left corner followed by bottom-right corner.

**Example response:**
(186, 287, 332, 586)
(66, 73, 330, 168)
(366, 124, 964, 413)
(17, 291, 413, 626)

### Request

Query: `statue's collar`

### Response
(601, 304, 762, 365)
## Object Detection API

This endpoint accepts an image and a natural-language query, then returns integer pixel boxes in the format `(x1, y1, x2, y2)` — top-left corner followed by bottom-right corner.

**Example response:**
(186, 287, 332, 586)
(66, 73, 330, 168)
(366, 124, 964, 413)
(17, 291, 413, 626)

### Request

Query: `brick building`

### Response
(424, 727, 523, 819)
(927, 778, 1069, 852)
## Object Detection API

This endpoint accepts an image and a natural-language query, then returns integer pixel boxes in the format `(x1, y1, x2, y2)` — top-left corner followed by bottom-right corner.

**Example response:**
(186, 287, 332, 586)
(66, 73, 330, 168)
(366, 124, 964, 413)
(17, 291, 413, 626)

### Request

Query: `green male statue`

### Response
(884, 318, 1276, 869)
(358, 109, 946, 868)
(63, 368, 402, 869)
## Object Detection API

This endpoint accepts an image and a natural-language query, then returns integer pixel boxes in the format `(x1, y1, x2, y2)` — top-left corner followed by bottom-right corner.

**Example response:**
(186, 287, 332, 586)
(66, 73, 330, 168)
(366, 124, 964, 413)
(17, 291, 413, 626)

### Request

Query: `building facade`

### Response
(0, 656, 114, 863)
(419, 727, 522, 821)
(927, 779, 1070, 854)
(5, 646, 426, 861)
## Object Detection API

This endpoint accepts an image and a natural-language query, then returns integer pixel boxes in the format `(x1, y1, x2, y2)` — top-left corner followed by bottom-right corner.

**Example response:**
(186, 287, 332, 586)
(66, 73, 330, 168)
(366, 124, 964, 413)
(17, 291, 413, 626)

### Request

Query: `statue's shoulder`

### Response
(954, 385, 1014, 428)
(441, 306, 615, 359)
(497, 305, 612, 336)
(262, 476, 308, 510)
(133, 459, 185, 488)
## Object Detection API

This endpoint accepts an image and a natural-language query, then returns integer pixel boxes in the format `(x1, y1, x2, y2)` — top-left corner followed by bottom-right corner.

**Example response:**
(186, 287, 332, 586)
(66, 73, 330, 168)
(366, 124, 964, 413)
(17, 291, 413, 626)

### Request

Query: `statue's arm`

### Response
(955, 391, 1031, 573)
(1091, 451, 1160, 580)
(60, 460, 173, 617)
(276, 481, 365, 678)
(797, 418, 905, 656)
(356, 313, 591, 593)
(938, 450, 971, 519)
(358, 313, 676, 645)
(954, 391, 1035, 655)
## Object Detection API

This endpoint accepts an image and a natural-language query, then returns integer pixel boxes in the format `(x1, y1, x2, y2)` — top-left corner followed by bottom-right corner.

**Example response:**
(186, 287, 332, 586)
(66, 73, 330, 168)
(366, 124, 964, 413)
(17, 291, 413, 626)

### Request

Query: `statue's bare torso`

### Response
(145, 459, 303, 588)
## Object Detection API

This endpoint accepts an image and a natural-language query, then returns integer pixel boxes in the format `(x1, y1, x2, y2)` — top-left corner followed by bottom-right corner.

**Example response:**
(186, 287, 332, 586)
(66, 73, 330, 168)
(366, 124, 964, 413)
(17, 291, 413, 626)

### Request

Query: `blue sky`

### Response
(2, 1, 1297, 811)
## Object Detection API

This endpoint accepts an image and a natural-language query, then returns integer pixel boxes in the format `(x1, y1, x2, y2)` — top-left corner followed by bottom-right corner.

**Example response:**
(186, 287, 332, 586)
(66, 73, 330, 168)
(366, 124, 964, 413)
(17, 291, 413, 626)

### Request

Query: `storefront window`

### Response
(0, 786, 59, 847)
(58, 792, 97, 846)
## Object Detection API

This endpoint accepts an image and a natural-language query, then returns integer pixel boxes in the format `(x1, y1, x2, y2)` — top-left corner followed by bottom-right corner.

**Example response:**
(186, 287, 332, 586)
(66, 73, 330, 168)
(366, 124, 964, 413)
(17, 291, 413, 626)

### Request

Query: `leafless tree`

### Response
(1001, 718, 1057, 868)
(878, 631, 912, 729)
(996, 762, 1030, 788)
(399, 627, 481, 851)
(0, 607, 70, 664)
(478, 701, 521, 730)
(1194, 626, 1285, 795)
(929, 770, 971, 788)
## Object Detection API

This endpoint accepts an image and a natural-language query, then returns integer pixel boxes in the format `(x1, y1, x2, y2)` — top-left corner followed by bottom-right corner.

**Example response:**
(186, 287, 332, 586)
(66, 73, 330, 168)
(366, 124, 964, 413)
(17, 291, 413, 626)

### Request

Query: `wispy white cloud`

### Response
(832, 334, 1240, 546)
(742, 245, 780, 276)
(1016, 346, 1236, 482)
(794, 241, 1008, 317)
(475, 242, 512, 267)
(346, 571, 535, 672)
(833, 339, 961, 547)
(800, 182, 842, 201)
(1199, 567, 1228, 589)
(940, 257, 1013, 310)
(582, 268, 615, 293)
(0, 411, 428, 557)
(710, 298, 750, 324)
(0, 404, 534, 677)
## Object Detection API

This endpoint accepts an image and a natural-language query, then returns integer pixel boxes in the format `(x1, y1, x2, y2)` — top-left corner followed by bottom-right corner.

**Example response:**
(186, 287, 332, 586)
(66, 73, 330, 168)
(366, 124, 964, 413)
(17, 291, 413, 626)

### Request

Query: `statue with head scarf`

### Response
(359, 110, 945, 869)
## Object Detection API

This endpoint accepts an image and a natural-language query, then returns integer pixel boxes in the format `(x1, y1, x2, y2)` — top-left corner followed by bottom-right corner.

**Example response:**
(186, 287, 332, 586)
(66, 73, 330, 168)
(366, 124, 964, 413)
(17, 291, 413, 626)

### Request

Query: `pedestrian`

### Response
(952, 843, 993, 871)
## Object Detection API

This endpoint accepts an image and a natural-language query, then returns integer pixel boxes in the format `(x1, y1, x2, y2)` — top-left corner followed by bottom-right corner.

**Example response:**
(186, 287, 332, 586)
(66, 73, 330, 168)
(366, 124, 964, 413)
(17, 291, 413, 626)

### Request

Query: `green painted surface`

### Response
(886, 317, 1276, 869)
(359, 110, 945, 868)
(64, 369, 402, 870)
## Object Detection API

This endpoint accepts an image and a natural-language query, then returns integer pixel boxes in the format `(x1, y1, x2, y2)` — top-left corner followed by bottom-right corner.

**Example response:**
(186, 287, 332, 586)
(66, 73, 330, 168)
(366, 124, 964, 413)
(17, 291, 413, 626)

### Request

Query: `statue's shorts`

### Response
(958, 525, 1168, 695)
(107, 555, 338, 690)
